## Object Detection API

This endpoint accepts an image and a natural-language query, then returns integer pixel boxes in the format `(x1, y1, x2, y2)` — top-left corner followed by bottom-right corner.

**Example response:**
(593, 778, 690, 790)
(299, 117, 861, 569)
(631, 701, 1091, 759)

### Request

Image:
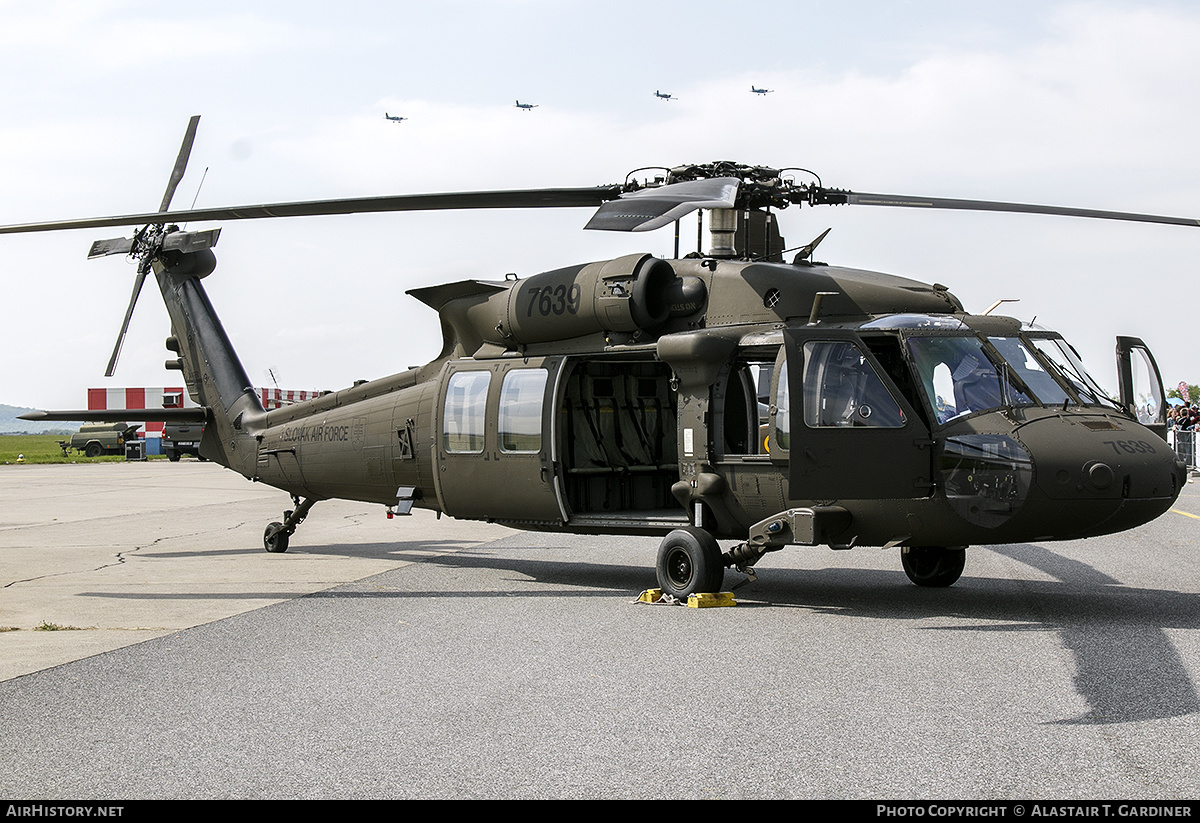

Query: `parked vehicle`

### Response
(162, 422, 204, 461)
(61, 423, 142, 458)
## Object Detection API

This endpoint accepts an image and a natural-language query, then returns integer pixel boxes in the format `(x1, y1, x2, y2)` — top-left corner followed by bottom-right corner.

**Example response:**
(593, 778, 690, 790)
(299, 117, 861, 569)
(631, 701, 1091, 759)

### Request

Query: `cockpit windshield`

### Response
(1027, 335, 1121, 411)
(907, 336, 1029, 424)
(905, 332, 1109, 424)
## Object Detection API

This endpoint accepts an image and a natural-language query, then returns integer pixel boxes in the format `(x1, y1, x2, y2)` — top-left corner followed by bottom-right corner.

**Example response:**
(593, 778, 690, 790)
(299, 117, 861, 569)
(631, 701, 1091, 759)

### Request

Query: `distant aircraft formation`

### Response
(383, 85, 776, 121)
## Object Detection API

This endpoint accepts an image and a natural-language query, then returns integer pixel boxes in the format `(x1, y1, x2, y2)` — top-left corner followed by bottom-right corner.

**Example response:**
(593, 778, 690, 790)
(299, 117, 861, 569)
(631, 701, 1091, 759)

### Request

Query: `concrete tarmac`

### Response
(0, 460, 514, 681)
(3, 461, 1200, 799)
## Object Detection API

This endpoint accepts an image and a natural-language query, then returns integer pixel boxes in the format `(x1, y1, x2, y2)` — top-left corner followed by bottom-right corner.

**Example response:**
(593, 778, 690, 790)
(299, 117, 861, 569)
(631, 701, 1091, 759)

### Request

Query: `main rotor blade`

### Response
(584, 177, 741, 232)
(105, 271, 147, 377)
(19, 408, 209, 423)
(0, 186, 624, 236)
(823, 190, 1200, 228)
(159, 115, 201, 213)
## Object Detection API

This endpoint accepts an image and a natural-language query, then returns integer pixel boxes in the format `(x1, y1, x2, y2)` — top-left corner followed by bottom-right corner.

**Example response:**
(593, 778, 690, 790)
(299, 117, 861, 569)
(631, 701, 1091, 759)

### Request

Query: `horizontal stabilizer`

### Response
(19, 408, 209, 423)
(407, 279, 509, 311)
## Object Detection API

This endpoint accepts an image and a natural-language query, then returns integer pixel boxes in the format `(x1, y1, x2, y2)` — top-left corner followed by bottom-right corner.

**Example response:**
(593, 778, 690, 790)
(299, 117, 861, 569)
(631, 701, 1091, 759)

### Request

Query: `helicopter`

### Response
(2, 118, 1192, 601)
(514, 100, 538, 111)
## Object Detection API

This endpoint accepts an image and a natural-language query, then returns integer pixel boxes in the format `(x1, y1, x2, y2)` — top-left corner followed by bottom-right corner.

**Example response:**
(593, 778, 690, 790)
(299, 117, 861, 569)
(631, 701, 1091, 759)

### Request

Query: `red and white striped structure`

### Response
(87, 387, 196, 437)
(86, 387, 321, 434)
(258, 388, 322, 410)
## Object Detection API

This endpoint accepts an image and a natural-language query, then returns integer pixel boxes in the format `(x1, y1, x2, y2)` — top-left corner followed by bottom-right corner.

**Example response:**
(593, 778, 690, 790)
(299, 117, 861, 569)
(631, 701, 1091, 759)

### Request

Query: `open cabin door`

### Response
(784, 329, 933, 501)
(1116, 336, 1168, 441)
(557, 358, 684, 527)
(435, 357, 566, 524)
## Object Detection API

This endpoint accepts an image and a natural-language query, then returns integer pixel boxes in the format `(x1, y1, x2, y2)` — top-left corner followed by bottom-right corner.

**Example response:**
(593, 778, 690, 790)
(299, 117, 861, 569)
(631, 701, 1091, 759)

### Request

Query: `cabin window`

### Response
(802, 340, 906, 428)
(443, 371, 490, 453)
(499, 369, 548, 453)
(717, 355, 775, 455)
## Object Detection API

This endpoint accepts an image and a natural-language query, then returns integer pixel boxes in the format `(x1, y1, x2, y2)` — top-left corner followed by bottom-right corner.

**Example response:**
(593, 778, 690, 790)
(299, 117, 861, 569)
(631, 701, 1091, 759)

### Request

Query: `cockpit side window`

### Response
(775, 356, 790, 452)
(801, 340, 906, 428)
(862, 334, 931, 428)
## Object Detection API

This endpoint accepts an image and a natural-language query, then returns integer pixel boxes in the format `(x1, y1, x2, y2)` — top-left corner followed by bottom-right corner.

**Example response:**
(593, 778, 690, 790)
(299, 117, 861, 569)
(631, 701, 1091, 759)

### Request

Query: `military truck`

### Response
(61, 423, 142, 458)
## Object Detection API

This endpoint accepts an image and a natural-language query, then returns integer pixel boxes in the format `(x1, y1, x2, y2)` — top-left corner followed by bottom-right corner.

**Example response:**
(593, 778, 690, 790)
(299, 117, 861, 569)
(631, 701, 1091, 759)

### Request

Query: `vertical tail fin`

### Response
(154, 244, 264, 476)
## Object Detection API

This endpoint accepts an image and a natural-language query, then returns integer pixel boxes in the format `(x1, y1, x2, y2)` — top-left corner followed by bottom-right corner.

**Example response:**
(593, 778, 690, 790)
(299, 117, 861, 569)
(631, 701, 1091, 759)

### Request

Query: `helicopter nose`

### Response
(1018, 418, 1186, 537)
(1035, 439, 1184, 501)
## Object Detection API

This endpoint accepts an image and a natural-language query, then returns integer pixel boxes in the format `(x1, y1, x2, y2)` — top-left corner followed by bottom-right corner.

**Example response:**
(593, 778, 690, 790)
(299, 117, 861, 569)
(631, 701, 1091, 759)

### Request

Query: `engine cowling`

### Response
(497, 253, 675, 344)
(432, 253, 705, 355)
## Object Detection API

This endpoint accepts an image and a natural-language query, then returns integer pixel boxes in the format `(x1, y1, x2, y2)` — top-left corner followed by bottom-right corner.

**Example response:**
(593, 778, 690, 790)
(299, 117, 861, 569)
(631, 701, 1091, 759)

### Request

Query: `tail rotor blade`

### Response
(158, 115, 201, 214)
(87, 237, 134, 259)
(105, 271, 147, 377)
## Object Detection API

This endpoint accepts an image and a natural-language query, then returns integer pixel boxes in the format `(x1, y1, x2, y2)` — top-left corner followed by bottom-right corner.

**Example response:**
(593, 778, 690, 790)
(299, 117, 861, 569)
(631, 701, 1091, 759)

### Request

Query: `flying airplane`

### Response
(751, 86, 773, 95)
(654, 90, 677, 101)
(384, 113, 407, 123)
(515, 100, 538, 111)
(3, 122, 1192, 602)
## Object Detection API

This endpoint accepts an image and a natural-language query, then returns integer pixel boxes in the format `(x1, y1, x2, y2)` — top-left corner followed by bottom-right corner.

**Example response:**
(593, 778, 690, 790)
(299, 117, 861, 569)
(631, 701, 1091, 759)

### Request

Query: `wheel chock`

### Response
(637, 588, 665, 603)
(635, 589, 736, 607)
(686, 592, 736, 608)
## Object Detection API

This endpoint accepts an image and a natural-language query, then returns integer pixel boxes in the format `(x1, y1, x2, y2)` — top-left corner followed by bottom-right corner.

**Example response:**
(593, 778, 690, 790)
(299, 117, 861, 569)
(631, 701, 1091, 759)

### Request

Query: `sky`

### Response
(1, 0, 1199, 410)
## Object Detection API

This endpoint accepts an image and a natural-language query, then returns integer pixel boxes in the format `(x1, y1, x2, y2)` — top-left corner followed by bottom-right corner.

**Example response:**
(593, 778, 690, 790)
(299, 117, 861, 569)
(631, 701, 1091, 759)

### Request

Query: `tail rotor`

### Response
(90, 115, 220, 376)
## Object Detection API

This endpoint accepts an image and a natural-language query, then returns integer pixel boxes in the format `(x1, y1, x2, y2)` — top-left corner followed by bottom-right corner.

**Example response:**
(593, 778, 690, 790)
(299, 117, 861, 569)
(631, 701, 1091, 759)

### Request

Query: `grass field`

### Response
(0, 434, 162, 464)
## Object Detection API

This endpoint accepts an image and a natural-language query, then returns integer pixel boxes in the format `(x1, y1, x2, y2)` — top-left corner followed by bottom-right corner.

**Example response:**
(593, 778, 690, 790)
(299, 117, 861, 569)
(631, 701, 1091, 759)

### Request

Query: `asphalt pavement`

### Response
(2, 461, 1199, 800)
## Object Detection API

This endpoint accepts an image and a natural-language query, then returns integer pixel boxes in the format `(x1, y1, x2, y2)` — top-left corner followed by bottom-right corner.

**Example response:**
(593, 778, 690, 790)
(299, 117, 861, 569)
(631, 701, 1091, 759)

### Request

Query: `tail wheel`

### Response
(263, 522, 290, 553)
(656, 527, 724, 599)
(901, 546, 965, 587)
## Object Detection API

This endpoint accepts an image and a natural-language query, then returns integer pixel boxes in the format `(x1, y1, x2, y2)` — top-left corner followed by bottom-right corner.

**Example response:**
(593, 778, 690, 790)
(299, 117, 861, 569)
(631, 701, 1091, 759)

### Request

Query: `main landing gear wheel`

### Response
(263, 522, 290, 553)
(901, 546, 966, 587)
(656, 527, 725, 599)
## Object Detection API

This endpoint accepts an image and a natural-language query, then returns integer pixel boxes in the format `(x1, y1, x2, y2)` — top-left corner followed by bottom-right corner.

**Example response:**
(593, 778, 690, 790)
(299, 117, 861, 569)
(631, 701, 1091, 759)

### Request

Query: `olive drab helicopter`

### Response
(3, 116, 1193, 600)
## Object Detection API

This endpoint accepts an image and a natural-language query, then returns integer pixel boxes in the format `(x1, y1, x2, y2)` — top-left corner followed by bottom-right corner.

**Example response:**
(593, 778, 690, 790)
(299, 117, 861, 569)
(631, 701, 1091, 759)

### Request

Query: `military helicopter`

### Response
(2, 118, 1192, 600)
